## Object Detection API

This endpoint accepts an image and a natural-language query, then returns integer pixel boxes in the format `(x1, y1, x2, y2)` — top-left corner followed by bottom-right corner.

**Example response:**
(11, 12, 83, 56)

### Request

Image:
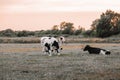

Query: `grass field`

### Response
(0, 43, 120, 80)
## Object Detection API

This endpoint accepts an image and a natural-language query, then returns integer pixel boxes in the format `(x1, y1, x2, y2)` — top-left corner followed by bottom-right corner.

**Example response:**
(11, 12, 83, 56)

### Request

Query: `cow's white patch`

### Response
(58, 53, 61, 56)
(49, 54, 52, 56)
(100, 50, 106, 55)
(48, 51, 52, 56)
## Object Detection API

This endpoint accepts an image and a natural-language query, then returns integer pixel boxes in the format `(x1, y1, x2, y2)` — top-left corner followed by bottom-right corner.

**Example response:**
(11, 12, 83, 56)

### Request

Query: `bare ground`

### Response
(0, 43, 120, 80)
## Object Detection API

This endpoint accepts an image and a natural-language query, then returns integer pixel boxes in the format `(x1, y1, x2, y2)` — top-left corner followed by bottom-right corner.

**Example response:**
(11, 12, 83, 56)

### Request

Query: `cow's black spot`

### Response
(45, 43, 50, 50)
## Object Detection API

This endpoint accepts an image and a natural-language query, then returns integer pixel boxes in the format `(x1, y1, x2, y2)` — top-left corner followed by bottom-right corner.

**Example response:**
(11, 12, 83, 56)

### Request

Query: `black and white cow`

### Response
(83, 45, 111, 55)
(41, 37, 62, 56)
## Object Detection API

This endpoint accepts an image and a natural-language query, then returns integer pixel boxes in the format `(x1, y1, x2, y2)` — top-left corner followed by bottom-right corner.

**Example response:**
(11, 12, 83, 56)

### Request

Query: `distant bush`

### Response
(0, 29, 16, 37)
(16, 30, 35, 37)
(82, 30, 96, 37)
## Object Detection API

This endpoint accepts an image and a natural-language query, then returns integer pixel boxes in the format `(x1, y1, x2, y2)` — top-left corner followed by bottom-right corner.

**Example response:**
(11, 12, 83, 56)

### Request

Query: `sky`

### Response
(0, 0, 120, 31)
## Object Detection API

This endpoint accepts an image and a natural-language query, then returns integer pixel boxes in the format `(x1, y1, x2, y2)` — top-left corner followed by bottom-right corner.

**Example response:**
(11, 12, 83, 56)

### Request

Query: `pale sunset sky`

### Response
(0, 0, 120, 31)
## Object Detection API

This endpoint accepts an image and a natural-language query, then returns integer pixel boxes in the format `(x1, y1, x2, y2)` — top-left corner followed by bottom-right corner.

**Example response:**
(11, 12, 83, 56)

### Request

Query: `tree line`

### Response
(0, 26, 85, 37)
(0, 10, 120, 38)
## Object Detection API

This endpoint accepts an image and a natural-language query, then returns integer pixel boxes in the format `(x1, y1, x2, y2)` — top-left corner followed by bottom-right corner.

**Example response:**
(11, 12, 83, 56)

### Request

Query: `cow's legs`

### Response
(48, 50, 52, 56)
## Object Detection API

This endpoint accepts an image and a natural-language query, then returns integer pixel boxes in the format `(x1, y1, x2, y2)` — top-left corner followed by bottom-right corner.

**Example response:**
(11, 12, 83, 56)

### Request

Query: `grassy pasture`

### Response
(0, 43, 120, 80)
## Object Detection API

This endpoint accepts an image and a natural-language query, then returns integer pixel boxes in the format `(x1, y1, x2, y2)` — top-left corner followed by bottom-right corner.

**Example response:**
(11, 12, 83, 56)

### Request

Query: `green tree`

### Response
(51, 25, 61, 35)
(91, 10, 120, 37)
(60, 21, 75, 34)
(96, 13, 112, 37)
(52, 25, 59, 30)
(60, 21, 66, 30)
(74, 26, 85, 35)
(91, 19, 99, 31)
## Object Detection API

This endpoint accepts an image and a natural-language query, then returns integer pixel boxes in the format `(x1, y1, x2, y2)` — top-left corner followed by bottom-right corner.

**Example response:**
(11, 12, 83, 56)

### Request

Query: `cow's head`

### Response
(83, 45, 90, 51)
(59, 36, 65, 44)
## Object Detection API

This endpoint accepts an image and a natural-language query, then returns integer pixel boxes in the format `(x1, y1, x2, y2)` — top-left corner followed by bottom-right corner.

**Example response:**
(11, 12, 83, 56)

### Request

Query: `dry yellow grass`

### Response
(0, 47, 41, 53)
(0, 43, 119, 53)
(0, 37, 120, 43)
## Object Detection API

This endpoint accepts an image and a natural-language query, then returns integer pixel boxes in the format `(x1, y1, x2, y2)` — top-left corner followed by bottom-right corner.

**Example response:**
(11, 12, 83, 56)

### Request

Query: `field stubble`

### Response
(0, 43, 120, 80)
